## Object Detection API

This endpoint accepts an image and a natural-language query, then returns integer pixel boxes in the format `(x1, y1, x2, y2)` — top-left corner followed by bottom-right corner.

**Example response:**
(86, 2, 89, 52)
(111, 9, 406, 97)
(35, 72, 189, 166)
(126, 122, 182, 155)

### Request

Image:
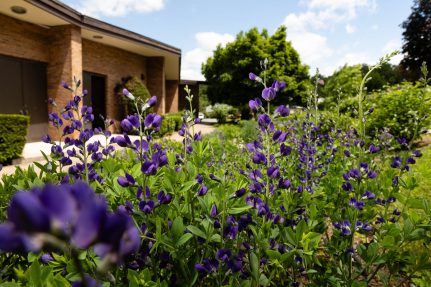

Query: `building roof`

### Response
(0, 0, 181, 79)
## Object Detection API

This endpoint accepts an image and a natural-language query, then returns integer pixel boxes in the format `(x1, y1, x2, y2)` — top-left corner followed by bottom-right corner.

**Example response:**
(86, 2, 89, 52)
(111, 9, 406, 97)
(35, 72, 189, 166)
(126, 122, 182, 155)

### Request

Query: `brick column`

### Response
(146, 57, 165, 114)
(165, 80, 179, 113)
(47, 25, 82, 140)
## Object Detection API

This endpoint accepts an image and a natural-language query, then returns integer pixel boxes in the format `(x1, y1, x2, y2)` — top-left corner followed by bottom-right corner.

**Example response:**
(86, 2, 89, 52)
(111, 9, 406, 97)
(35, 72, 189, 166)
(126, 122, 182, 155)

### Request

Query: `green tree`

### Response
(202, 26, 310, 107)
(321, 64, 362, 110)
(400, 0, 431, 80)
(362, 63, 404, 92)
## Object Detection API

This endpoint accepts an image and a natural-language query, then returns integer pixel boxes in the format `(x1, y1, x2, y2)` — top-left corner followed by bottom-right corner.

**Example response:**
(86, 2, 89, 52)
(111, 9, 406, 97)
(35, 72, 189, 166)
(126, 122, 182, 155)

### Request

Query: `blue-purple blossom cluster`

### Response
(0, 182, 140, 265)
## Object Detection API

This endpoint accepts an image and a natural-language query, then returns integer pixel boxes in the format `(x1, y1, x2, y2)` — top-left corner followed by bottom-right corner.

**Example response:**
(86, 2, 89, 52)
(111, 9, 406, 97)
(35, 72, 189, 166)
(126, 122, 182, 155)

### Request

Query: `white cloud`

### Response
(382, 39, 403, 65)
(181, 32, 234, 80)
(336, 52, 374, 68)
(286, 30, 334, 75)
(345, 24, 356, 34)
(76, 0, 165, 17)
(282, 0, 378, 75)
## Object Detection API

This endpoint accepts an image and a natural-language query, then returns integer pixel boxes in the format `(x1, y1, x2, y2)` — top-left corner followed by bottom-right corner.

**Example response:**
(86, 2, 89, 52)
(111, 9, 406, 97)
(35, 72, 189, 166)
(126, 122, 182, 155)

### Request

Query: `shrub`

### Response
(367, 82, 431, 142)
(116, 76, 151, 116)
(0, 114, 29, 164)
(211, 103, 235, 124)
(157, 113, 182, 137)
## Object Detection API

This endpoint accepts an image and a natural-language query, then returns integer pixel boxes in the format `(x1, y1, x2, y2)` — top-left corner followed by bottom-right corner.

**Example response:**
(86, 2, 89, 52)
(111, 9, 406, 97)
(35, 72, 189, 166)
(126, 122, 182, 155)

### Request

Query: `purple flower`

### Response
(122, 88, 135, 100)
(93, 211, 140, 264)
(40, 253, 54, 264)
(139, 200, 155, 214)
(362, 190, 375, 199)
(368, 144, 380, 153)
(278, 178, 291, 189)
(41, 135, 51, 143)
(249, 72, 261, 82)
(121, 115, 140, 132)
(348, 169, 361, 179)
(261, 87, 276, 101)
(249, 98, 262, 111)
(217, 249, 232, 262)
(271, 80, 286, 92)
(280, 144, 292, 156)
(235, 188, 246, 197)
(210, 204, 218, 218)
(198, 185, 208, 196)
(157, 191, 172, 204)
(257, 114, 273, 130)
(344, 150, 351, 157)
(252, 152, 267, 165)
(274, 105, 289, 117)
(413, 150, 422, 157)
(48, 112, 63, 128)
(144, 113, 163, 130)
(148, 95, 157, 107)
(111, 135, 132, 147)
(117, 173, 136, 187)
(349, 197, 365, 210)
(195, 258, 219, 274)
(333, 220, 351, 236)
(364, 168, 376, 178)
(267, 166, 280, 179)
(273, 130, 287, 143)
(342, 181, 353, 191)
(72, 274, 101, 287)
(195, 174, 204, 184)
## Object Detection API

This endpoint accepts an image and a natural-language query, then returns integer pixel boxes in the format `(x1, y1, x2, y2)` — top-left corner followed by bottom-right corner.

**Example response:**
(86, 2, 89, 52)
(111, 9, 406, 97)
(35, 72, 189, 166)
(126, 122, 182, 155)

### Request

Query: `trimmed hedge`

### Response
(157, 113, 183, 137)
(0, 114, 29, 164)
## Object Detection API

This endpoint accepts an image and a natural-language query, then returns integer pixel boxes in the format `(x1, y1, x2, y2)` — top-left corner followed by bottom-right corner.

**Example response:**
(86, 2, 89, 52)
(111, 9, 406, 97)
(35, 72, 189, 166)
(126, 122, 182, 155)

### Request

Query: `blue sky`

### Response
(62, 0, 413, 80)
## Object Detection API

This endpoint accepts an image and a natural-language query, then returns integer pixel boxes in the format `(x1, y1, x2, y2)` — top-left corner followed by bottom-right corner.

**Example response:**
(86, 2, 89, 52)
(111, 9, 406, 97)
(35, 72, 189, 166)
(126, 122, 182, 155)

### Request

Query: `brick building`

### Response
(0, 0, 181, 141)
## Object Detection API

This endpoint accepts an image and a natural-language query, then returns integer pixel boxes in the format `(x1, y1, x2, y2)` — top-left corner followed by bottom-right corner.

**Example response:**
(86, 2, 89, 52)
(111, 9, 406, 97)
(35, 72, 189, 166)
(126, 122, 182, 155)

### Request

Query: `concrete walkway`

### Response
(0, 124, 216, 178)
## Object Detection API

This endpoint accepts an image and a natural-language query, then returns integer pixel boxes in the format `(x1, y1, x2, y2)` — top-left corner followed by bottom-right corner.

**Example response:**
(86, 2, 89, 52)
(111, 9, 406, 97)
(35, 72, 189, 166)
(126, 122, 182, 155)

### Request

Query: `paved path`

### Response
(0, 124, 216, 178)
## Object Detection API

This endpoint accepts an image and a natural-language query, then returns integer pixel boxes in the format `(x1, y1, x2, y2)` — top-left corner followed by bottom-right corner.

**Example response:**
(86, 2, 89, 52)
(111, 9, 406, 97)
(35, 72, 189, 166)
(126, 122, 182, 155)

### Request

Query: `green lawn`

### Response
(411, 137, 431, 199)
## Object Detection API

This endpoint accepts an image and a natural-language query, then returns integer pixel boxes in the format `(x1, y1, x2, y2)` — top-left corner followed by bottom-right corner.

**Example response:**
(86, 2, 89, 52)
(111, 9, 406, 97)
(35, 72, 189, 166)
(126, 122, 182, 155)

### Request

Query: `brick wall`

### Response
(0, 14, 49, 62)
(146, 57, 165, 114)
(165, 80, 179, 113)
(82, 39, 147, 122)
(47, 25, 82, 139)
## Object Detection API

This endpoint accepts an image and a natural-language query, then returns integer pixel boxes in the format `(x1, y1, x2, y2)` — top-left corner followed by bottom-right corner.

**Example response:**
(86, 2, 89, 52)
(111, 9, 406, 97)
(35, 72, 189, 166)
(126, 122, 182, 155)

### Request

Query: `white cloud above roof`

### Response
(181, 32, 234, 81)
(76, 0, 165, 17)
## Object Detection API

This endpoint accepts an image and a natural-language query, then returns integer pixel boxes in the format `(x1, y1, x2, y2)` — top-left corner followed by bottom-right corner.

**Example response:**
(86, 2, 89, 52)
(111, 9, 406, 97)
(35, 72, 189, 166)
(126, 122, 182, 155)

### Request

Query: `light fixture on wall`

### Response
(93, 35, 103, 40)
(10, 6, 27, 14)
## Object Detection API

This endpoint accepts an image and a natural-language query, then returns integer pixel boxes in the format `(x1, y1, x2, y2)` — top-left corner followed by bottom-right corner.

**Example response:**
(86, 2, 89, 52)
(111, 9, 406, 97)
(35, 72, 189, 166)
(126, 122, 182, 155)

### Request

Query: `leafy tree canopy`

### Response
(320, 64, 362, 109)
(401, 0, 431, 80)
(202, 26, 310, 107)
(321, 63, 403, 110)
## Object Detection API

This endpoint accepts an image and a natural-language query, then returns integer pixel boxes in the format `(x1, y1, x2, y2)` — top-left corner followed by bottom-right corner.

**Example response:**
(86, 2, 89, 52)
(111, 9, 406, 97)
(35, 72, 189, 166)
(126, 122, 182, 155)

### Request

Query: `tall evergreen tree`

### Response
(401, 0, 431, 80)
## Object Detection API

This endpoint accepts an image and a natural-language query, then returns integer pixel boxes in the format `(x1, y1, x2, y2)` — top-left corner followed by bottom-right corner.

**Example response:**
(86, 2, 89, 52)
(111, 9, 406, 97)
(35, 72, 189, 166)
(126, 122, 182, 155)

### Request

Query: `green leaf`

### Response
(176, 233, 193, 246)
(171, 217, 185, 239)
(186, 225, 207, 239)
(228, 205, 252, 214)
(250, 251, 259, 283)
